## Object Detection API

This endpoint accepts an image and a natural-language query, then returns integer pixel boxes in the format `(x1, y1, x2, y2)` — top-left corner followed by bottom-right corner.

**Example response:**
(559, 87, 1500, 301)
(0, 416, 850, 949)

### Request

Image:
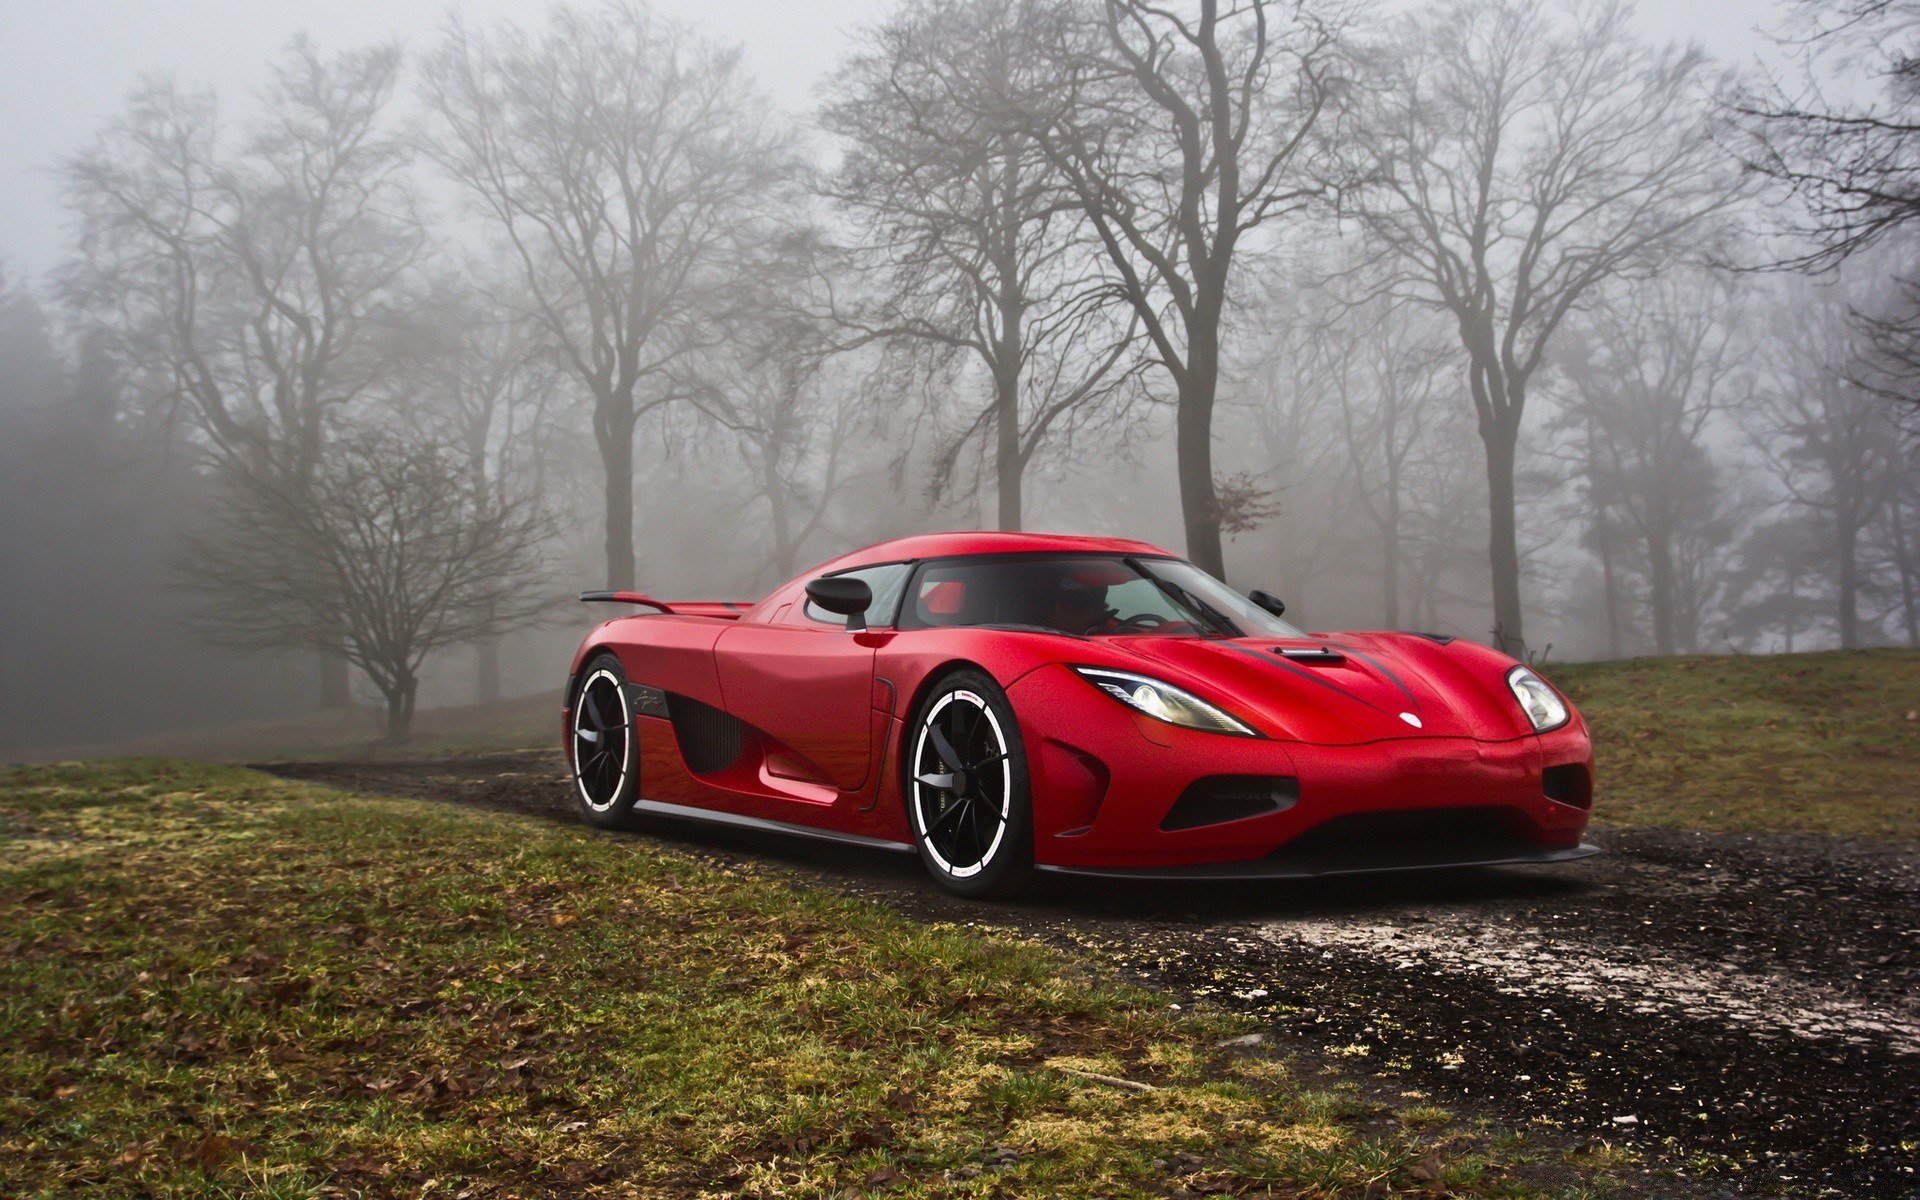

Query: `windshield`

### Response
(1137, 558, 1305, 638)
(899, 554, 1304, 638)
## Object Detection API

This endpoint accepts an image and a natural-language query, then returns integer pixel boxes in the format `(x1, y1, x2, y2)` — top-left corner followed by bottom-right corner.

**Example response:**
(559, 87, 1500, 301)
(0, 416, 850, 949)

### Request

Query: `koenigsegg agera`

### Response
(564, 532, 1596, 897)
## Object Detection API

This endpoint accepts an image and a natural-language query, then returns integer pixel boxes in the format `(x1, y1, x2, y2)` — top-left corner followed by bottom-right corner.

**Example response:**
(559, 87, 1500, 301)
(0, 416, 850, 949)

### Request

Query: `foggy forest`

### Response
(2, 0, 1917, 749)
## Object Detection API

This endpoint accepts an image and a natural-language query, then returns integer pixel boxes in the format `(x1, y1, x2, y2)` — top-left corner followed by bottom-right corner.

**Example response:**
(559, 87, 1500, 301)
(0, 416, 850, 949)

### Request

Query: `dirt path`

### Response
(264, 752, 1920, 1198)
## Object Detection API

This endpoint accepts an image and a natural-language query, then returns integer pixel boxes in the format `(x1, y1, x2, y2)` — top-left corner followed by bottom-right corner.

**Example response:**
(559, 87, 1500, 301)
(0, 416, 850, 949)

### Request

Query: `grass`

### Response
(1545, 648, 1920, 840)
(2, 693, 561, 766)
(0, 759, 1616, 1199)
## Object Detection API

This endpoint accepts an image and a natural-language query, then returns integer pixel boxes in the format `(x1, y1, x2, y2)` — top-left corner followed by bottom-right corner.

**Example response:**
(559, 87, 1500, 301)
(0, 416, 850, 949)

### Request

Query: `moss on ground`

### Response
(0, 759, 1619, 1198)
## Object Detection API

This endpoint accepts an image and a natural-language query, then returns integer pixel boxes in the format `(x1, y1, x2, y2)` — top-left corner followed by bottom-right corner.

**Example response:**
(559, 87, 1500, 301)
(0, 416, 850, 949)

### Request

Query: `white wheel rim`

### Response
(909, 689, 1012, 878)
(572, 669, 631, 812)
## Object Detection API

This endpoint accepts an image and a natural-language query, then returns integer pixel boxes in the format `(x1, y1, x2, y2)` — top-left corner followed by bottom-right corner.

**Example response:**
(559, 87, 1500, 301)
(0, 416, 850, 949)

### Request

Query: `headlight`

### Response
(1506, 666, 1569, 732)
(1070, 666, 1258, 737)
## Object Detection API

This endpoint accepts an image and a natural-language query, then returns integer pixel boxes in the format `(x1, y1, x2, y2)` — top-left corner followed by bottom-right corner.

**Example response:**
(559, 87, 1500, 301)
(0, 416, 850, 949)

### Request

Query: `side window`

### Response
(803, 562, 913, 627)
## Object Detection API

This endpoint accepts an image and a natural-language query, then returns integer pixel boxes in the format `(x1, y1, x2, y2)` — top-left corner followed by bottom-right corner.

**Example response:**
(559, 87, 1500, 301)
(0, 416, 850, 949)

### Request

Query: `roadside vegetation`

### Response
(0, 760, 1621, 1198)
(1548, 648, 1920, 840)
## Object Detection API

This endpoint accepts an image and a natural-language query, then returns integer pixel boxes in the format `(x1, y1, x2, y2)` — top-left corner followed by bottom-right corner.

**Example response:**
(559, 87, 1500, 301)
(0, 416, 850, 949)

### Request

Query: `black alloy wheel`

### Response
(906, 668, 1034, 898)
(571, 653, 640, 828)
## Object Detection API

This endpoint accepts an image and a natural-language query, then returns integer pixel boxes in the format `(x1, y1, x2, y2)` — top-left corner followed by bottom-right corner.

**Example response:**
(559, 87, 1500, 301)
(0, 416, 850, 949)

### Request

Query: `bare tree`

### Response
(420, 0, 799, 591)
(185, 429, 557, 741)
(1554, 270, 1750, 654)
(403, 274, 567, 703)
(691, 304, 870, 582)
(1339, 0, 1737, 653)
(1395, 412, 1492, 633)
(1227, 270, 1486, 631)
(1224, 291, 1350, 611)
(1027, 0, 1349, 575)
(823, 0, 1139, 531)
(1323, 295, 1456, 627)
(1735, 2, 1920, 419)
(1725, 511, 1832, 651)
(1875, 435, 1920, 644)
(1734, 0, 1920, 270)
(1746, 273, 1902, 647)
(58, 39, 424, 706)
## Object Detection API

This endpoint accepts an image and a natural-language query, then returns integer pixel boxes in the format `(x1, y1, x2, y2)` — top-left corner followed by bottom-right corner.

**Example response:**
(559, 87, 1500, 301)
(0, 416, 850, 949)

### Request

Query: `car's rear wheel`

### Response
(906, 669, 1034, 898)
(571, 653, 641, 829)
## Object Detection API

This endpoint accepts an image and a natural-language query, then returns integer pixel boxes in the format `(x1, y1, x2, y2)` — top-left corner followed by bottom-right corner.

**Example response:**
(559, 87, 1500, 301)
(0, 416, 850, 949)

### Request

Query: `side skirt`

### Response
(631, 797, 916, 854)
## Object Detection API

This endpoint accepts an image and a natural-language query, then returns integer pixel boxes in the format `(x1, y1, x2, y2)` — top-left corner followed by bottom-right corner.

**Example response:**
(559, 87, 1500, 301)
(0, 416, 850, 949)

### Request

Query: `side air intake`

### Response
(666, 695, 744, 775)
(1161, 775, 1300, 832)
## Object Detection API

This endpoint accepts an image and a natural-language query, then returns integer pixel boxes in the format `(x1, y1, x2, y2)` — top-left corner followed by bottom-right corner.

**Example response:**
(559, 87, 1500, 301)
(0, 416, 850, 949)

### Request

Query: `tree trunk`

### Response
(995, 365, 1023, 532)
(600, 399, 637, 591)
(1481, 421, 1526, 656)
(1647, 532, 1677, 656)
(764, 446, 795, 580)
(1784, 570, 1797, 654)
(1382, 473, 1401, 629)
(1596, 508, 1622, 659)
(383, 674, 417, 743)
(1178, 316, 1223, 577)
(477, 636, 501, 706)
(319, 649, 351, 709)
(1837, 510, 1860, 649)
(1887, 488, 1919, 648)
(1586, 411, 1623, 659)
(992, 155, 1026, 534)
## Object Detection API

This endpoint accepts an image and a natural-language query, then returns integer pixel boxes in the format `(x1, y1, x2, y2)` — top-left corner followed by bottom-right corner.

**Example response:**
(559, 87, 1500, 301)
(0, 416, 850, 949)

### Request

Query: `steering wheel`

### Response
(1110, 612, 1169, 633)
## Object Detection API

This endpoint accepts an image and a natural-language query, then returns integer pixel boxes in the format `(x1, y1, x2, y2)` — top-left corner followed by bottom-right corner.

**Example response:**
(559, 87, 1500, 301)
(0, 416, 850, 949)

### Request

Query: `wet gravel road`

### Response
(264, 752, 1920, 1197)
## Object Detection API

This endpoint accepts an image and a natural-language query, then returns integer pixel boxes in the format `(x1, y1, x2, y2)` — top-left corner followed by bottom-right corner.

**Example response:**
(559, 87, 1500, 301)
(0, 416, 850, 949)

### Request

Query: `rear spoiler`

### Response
(578, 591, 751, 620)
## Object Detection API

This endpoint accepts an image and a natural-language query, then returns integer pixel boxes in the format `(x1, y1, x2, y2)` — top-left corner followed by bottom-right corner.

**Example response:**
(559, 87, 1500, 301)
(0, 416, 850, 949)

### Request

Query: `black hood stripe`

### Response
(1323, 642, 1422, 713)
(1219, 642, 1388, 715)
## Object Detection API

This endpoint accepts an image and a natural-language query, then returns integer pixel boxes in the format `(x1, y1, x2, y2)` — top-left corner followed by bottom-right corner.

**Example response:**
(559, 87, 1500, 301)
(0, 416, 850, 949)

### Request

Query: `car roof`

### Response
(808, 531, 1177, 576)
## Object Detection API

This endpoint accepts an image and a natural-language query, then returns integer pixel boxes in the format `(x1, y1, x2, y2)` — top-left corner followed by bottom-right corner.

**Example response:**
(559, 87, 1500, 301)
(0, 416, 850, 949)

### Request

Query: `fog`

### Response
(2, 0, 1915, 754)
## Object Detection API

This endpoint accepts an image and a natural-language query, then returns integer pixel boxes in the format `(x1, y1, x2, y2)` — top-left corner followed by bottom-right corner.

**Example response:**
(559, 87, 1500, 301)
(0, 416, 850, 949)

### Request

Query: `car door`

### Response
(712, 562, 912, 794)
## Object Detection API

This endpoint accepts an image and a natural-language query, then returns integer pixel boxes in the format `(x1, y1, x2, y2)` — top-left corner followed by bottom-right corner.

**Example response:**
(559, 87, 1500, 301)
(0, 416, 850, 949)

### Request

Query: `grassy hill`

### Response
(1546, 648, 1920, 841)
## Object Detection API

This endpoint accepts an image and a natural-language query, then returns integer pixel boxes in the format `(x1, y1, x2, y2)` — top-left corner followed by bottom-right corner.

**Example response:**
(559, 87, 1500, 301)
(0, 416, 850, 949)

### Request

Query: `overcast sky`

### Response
(0, 0, 1778, 280)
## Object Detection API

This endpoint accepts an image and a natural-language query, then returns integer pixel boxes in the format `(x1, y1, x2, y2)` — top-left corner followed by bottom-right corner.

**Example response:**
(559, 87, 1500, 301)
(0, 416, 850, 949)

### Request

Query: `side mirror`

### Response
(1248, 589, 1287, 618)
(805, 576, 873, 632)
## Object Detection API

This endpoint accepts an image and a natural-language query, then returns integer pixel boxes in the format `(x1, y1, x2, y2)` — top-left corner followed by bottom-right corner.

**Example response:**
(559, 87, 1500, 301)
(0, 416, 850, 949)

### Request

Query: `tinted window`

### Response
(803, 561, 913, 626)
(902, 555, 1212, 636)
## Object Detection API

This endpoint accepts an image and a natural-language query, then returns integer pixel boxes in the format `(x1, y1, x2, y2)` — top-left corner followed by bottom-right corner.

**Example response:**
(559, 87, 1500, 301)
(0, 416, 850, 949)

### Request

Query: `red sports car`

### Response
(564, 532, 1596, 897)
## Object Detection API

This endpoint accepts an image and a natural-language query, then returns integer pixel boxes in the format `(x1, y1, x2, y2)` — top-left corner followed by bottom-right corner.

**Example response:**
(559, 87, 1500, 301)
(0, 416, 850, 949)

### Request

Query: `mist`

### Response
(3, 0, 1916, 755)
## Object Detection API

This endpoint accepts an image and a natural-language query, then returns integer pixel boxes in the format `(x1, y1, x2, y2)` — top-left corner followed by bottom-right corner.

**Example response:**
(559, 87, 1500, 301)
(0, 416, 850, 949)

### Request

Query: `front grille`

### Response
(1282, 806, 1523, 848)
(1161, 775, 1299, 832)
(1268, 806, 1544, 871)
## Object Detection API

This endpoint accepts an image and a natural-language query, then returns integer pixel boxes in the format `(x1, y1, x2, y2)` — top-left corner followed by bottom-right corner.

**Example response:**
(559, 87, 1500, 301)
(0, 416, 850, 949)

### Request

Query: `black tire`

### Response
(570, 653, 641, 829)
(904, 668, 1035, 898)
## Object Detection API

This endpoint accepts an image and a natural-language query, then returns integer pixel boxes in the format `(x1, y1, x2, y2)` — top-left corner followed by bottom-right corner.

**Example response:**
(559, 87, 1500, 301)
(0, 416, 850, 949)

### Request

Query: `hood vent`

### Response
(1272, 646, 1345, 664)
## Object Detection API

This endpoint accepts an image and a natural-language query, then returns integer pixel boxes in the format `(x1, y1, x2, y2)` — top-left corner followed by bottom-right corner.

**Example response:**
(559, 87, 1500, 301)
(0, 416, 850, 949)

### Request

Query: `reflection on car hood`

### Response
(1096, 631, 1537, 744)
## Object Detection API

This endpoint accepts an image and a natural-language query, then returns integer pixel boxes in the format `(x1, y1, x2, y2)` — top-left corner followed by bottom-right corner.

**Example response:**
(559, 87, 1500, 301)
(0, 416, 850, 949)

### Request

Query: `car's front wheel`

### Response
(905, 669, 1034, 898)
(570, 653, 641, 829)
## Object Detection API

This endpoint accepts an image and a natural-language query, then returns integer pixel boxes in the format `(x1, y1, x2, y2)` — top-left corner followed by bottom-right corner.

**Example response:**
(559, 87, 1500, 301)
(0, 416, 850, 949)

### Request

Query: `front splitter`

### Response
(1036, 841, 1600, 881)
